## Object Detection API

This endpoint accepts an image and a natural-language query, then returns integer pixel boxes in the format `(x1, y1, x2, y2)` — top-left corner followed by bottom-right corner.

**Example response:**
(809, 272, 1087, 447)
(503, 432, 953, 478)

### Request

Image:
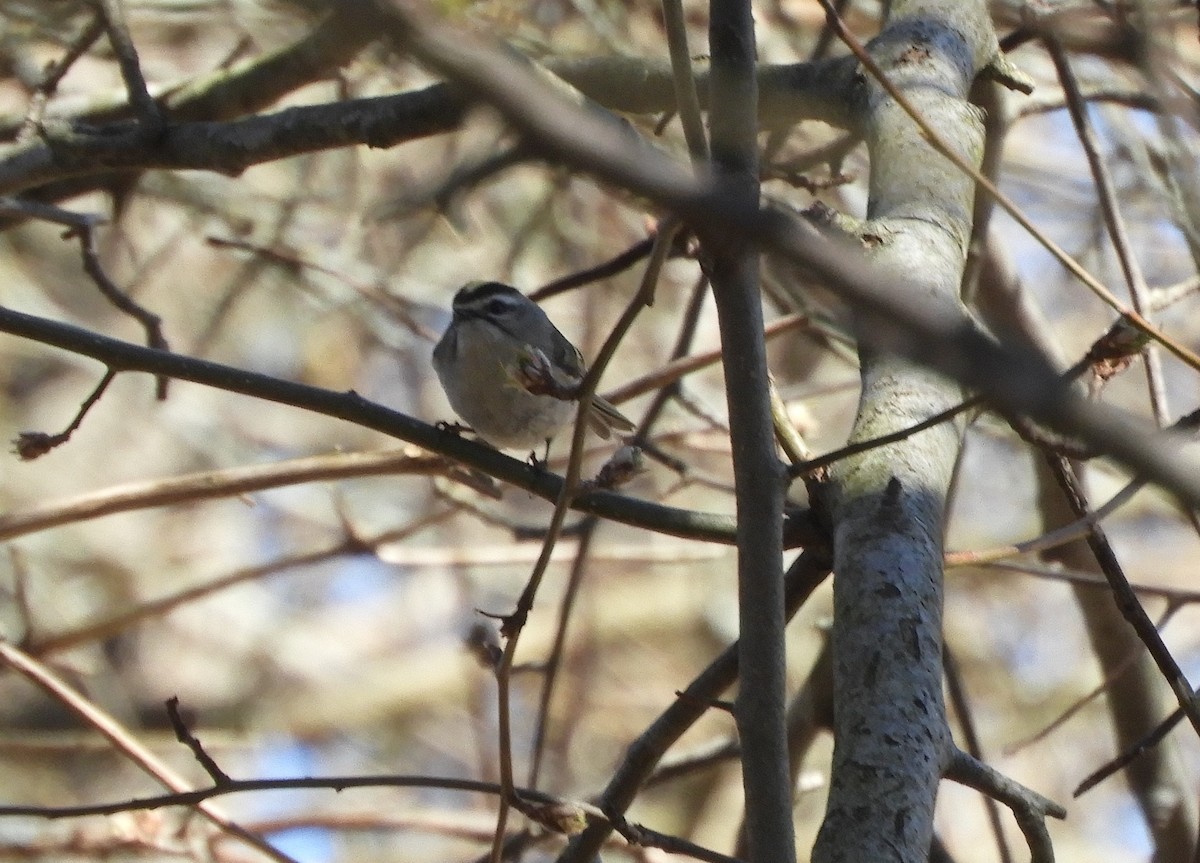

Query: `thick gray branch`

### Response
(809, 2, 997, 861)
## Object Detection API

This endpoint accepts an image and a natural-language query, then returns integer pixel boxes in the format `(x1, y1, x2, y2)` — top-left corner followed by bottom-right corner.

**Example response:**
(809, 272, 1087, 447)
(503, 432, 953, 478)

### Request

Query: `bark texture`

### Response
(810, 2, 997, 860)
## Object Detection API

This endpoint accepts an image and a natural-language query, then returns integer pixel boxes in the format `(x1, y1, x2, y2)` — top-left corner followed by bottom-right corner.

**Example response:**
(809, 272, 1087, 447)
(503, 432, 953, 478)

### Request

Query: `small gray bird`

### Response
(433, 281, 634, 452)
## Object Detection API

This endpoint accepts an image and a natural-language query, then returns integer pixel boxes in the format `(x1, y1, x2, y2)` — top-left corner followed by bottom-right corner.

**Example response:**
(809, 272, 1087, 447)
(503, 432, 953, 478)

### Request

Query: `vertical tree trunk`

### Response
(809, 2, 995, 859)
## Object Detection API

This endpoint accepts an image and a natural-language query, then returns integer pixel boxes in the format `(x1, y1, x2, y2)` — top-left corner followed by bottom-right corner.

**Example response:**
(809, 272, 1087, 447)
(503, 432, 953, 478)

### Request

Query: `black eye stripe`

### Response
(451, 282, 532, 326)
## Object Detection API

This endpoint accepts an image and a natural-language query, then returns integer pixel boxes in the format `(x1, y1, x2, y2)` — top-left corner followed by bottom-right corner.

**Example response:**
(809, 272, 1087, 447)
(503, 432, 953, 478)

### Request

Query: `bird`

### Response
(433, 281, 634, 454)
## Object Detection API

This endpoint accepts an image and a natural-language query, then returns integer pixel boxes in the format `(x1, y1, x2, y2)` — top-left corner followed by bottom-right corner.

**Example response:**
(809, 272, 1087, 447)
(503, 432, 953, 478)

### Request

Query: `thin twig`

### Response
(13, 368, 116, 460)
(809, 0, 852, 60)
(166, 696, 232, 785)
(93, 0, 163, 130)
(0, 768, 739, 863)
(1044, 455, 1200, 738)
(1046, 36, 1168, 426)
(762, 132, 859, 183)
(0, 449, 457, 541)
(0, 197, 105, 230)
(0, 198, 170, 397)
(1149, 274, 1200, 312)
(627, 272, 711, 447)
(26, 509, 450, 656)
(527, 270, 714, 788)
(381, 143, 529, 220)
(0, 198, 172, 396)
(959, 60, 1009, 307)
(1016, 88, 1161, 118)
(526, 517, 598, 789)
(660, 0, 709, 164)
(530, 230, 692, 301)
(0, 640, 295, 863)
(1005, 603, 1184, 755)
(944, 646, 1013, 863)
(609, 813, 743, 863)
(18, 13, 106, 141)
(645, 736, 741, 786)
(559, 552, 830, 862)
(1074, 706, 1186, 797)
(605, 312, 808, 405)
(769, 374, 812, 463)
(980, 560, 1200, 604)
(817, 0, 1200, 374)
(945, 749, 1065, 863)
(75, 223, 170, 396)
(945, 472, 1145, 566)
(207, 235, 438, 341)
(487, 224, 678, 863)
(789, 394, 981, 477)
(0, 772, 560, 820)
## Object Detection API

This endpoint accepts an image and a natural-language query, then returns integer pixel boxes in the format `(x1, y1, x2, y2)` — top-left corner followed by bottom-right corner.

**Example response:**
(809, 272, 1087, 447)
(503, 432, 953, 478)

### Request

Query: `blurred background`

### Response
(0, 1, 1199, 860)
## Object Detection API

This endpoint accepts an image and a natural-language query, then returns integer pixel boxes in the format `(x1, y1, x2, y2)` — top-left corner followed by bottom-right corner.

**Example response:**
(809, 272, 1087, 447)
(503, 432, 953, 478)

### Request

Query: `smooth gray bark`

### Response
(806, 2, 996, 860)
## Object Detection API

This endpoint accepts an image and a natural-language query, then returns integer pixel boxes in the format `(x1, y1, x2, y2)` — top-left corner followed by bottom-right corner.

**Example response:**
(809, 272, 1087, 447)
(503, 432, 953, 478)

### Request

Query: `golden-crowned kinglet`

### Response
(433, 281, 634, 451)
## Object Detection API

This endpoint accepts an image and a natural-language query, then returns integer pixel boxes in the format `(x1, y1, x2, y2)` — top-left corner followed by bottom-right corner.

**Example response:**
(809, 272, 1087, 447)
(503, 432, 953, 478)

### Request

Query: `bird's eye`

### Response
(487, 299, 508, 316)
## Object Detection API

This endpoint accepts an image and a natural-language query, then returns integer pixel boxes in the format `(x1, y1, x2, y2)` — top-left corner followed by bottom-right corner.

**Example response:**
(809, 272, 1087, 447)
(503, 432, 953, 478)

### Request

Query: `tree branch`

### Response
(810, 1, 990, 860)
(1043, 455, 1200, 737)
(0, 302, 809, 546)
(559, 551, 830, 862)
(705, 0, 794, 856)
(0, 640, 294, 863)
(945, 748, 1066, 863)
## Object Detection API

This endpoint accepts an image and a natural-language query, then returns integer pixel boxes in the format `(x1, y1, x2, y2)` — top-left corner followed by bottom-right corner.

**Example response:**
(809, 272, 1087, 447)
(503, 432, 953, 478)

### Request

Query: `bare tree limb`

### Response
(93, 0, 164, 131)
(0, 302, 813, 546)
(559, 551, 831, 862)
(1044, 455, 1200, 738)
(0, 640, 296, 863)
(705, 0, 795, 855)
(945, 748, 1066, 863)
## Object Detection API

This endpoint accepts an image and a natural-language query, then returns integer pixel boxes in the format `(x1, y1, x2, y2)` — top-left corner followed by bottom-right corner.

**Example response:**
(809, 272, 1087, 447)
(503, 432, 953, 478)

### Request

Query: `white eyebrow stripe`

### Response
(453, 283, 524, 312)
